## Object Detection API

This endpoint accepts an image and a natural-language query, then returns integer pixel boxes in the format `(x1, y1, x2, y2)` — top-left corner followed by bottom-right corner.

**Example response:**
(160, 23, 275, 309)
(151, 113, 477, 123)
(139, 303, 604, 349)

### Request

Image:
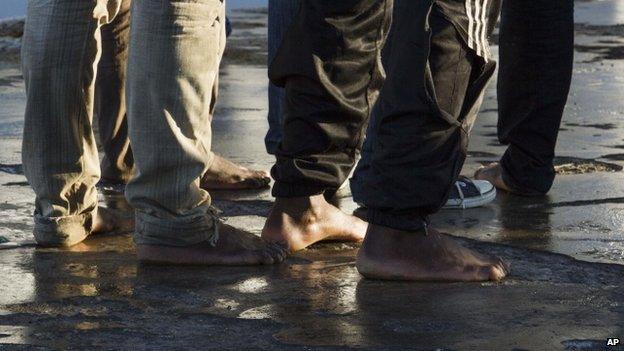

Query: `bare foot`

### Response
(261, 195, 368, 252)
(34, 206, 134, 247)
(200, 154, 271, 190)
(356, 224, 510, 282)
(474, 162, 513, 193)
(92, 206, 135, 234)
(137, 222, 287, 265)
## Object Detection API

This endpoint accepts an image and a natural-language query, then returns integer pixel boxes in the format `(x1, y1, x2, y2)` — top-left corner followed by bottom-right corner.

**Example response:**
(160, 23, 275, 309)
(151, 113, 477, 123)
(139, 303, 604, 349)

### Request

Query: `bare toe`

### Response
(357, 225, 510, 282)
(255, 250, 275, 265)
(474, 163, 512, 193)
(93, 207, 134, 234)
(496, 258, 511, 276)
(488, 263, 508, 281)
(201, 155, 271, 190)
(267, 242, 289, 263)
(457, 261, 508, 282)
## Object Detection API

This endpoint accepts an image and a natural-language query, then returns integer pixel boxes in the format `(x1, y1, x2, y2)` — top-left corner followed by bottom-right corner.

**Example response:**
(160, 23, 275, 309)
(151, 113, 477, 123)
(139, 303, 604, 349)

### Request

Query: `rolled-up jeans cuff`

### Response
(134, 210, 218, 247)
(367, 209, 428, 232)
(33, 208, 96, 247)
(272, 181, 325, 198)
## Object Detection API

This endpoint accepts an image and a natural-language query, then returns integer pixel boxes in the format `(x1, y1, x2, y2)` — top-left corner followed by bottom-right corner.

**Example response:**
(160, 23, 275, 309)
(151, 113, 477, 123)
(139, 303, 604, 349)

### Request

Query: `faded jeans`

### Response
(22, 0, 226, 246)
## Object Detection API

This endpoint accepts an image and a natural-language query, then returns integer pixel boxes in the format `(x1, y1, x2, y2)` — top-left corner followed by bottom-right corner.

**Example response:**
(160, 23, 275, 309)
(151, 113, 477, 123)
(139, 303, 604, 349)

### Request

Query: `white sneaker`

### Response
(442, 176, 497, 209)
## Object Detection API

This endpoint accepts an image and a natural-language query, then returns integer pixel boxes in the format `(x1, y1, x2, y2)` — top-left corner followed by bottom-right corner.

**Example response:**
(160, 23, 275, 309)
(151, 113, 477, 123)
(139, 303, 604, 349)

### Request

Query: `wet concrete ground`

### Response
(1, 1, 624, 350)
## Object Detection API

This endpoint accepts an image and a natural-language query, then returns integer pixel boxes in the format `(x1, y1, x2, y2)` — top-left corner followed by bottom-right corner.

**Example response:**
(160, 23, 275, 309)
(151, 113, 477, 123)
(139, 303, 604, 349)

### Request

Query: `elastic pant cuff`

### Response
(367, 209, 428, 232)
(272, 181, 325, 198)
(33, 208, 96, 247)
(134, 210, 218, 247)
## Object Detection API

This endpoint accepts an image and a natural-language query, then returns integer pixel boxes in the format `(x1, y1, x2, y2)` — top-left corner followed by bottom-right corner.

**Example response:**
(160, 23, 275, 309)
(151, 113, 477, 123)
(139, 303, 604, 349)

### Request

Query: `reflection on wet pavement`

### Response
(432, 172, 624, 263)
(0, 232, 622, 349)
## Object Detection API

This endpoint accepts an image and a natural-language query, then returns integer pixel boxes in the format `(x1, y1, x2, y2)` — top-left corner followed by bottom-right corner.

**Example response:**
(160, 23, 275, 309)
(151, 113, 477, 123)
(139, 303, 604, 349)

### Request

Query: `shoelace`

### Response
(454, 181, 468, 209)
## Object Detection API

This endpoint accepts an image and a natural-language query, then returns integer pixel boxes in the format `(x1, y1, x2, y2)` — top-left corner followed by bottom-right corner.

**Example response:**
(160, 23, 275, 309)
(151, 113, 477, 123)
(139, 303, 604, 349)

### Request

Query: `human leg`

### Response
(356, 1, 509, 281)
(475, 0, 574, 195)
(126, 0, 284, 265)
(262, 0, 392, 251)
(22, 0, 130, 247)
(97, 0, 134, 184)
(265, 0, 301, 155)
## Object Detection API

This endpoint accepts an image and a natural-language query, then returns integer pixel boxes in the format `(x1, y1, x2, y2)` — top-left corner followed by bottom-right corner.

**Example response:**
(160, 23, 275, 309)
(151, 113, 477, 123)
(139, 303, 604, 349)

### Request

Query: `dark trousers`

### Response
(270, 1, 392, 198)
(498, 0, 574, 195)
(96, 0, 134, 184)
(351, 0, 574, 202)
(270, 0, 498, 231)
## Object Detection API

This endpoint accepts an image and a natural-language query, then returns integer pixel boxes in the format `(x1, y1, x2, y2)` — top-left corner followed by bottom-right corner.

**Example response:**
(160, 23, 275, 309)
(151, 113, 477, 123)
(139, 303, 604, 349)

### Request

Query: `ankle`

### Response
(274, 194, 329, 218)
